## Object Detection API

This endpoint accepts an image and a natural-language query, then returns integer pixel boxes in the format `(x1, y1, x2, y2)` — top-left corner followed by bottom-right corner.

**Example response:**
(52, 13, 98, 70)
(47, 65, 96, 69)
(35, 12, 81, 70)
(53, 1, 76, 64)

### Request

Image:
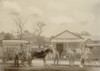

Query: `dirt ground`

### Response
(1, 59, 100, 71)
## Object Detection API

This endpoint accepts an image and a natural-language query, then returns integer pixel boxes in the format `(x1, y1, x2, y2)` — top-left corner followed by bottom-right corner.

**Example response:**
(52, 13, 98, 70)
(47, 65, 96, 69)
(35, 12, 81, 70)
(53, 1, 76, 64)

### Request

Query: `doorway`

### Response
(56, 43, 64, 57)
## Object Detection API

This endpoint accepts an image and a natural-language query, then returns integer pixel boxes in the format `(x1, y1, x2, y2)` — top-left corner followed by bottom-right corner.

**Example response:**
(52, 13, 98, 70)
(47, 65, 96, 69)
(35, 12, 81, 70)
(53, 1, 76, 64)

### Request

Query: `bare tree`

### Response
(80, 31, 91, 36)
(12, 15, 26, 40)
(34, 20, 46, 48)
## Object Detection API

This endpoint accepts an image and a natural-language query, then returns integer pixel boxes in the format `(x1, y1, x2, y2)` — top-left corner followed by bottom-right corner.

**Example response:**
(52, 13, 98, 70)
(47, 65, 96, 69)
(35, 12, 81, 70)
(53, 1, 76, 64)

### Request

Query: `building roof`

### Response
(84, 38, 94, 45)
(51, 30, 83, 43)
(86, 44, 100, 47)
(81, 35, 92, 41)
(51, 39, 83, 43)
(90, 36, 100, 41)
(83, 36, 100, 47)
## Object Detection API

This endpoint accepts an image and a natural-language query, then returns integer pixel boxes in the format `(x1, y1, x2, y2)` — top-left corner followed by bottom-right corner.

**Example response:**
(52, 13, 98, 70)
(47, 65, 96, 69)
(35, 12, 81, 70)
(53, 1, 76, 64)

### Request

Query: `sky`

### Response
(0, 0, 100, 37)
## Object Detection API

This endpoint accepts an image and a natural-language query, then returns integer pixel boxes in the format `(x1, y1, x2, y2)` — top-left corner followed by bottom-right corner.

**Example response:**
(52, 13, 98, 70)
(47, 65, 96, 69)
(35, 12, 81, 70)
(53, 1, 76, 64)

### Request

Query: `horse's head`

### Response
(45, 48, 53, 54)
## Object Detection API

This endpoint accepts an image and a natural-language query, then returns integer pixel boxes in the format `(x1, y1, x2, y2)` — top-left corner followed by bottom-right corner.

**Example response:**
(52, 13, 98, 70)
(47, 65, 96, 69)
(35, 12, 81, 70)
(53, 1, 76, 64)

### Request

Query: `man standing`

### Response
(80, 52, 87, 67)
(53, 48, 59, 66)
(69, 49, 75, 66)
(14, 50, 19, 67)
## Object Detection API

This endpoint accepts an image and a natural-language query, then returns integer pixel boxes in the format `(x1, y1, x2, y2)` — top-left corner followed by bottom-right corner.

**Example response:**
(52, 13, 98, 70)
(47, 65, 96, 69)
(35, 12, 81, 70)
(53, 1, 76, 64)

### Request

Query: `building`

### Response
(85, 36, 100, 59)
(51, 30, 84, 57)
(51, 29, 100, 60)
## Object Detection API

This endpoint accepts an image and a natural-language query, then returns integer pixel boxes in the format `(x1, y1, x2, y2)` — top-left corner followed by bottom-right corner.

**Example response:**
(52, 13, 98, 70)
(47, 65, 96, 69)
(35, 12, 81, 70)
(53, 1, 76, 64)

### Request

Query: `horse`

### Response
(18, 48, 53, 66)
(29, 48, 53, 66)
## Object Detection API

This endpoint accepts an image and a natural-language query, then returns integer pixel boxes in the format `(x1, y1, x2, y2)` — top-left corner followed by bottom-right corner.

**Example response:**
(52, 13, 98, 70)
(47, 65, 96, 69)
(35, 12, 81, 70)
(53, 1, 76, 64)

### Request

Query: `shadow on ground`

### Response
(4, 66, 93, 71)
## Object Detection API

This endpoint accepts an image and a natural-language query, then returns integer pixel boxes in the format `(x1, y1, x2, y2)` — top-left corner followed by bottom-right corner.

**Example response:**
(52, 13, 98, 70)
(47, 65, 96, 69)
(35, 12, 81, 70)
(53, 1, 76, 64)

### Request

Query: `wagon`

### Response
(2, 40, 29, 62)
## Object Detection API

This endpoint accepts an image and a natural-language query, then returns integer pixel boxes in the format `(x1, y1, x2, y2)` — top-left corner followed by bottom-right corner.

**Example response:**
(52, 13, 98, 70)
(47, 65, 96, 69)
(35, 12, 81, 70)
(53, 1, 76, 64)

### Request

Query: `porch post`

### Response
(66, 42, 68, 51)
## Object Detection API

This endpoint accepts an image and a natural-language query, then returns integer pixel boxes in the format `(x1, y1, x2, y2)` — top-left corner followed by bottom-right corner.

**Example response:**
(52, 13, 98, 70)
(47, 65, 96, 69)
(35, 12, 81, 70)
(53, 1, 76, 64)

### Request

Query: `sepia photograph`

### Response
(0, 0, 100, 71)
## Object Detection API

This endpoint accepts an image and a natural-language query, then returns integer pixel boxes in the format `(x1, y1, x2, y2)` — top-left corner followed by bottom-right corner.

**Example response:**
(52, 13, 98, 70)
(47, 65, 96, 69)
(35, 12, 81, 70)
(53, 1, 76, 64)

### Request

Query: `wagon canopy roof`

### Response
(2, 40, 29, 44)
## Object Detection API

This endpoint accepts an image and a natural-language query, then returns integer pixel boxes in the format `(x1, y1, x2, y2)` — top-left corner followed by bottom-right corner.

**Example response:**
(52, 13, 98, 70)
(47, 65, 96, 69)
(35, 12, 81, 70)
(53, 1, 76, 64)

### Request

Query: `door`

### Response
(56, 43, 64, 57)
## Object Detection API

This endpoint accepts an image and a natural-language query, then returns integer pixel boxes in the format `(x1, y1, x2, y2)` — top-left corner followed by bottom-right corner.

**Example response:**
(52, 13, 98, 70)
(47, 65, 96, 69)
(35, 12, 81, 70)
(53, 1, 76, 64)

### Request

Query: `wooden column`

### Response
(67, 42, 68, 50)
(63, 43, 66, 51)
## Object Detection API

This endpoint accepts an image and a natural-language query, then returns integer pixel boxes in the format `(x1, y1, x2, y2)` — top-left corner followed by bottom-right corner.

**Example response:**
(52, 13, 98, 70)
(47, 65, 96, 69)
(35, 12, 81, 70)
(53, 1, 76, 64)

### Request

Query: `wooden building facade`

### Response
(51, 30, 84, 57)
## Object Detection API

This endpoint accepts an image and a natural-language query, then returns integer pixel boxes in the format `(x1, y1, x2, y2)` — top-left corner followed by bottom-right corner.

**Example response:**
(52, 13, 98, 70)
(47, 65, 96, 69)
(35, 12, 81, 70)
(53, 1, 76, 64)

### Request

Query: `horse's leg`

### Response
(28, 57, 33, 66)
(43, 58, 47, 66)
(28, 59, 32, 66)
(54, 58, 56, 66)
(21, 59, 25, 66)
